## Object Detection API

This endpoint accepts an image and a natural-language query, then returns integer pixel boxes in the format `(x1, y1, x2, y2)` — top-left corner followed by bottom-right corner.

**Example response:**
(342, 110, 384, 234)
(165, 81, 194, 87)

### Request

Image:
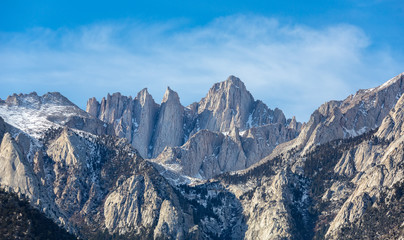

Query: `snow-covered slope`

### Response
(0, 92, 106, 138)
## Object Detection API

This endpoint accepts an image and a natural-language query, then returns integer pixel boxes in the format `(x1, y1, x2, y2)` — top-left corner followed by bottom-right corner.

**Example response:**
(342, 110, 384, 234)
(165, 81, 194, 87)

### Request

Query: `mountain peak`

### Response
(220, 75, 247, 91)
(2, 92, 74, 108)
(137, 88, 149, 97)
(42, 92, 75, 106)
(162, 87, 180, 104)
(226, 75, 243, 84)
(136, 88, 155, 106)
(201, 75, 253, 107)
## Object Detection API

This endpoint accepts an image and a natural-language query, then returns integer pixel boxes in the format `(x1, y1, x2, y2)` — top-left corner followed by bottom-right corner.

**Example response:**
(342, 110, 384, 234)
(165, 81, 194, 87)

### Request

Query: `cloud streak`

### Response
(0, 15, 402, 121)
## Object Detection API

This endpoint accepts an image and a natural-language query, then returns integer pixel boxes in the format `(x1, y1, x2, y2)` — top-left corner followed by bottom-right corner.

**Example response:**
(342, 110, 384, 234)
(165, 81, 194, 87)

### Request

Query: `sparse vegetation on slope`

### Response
(0, 188, 76, 240)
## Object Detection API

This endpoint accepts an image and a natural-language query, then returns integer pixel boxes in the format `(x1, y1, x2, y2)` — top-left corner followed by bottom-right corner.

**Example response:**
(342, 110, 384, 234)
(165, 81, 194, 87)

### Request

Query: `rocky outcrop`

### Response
(241, 123, 299, 166)
(241, 173, 293, 240)
(0, 117, 7, 141)
(153, 122, 299, 179)
(0, 133, 39, 200)
(376, 91, 404, 141)
(280, 73, 404, 155)
(153, 129, 246, 179)
(322, 93, 404, 239)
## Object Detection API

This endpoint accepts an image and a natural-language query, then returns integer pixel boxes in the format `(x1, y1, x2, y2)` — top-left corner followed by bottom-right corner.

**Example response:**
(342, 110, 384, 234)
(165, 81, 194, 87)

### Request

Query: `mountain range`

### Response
(0, 73, 403, 239)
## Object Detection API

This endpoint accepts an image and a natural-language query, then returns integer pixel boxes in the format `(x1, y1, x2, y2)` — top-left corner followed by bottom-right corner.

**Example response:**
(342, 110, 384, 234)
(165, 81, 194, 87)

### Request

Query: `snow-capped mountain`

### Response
(0, 92, 106, 138)
(0, 73, 403, 239)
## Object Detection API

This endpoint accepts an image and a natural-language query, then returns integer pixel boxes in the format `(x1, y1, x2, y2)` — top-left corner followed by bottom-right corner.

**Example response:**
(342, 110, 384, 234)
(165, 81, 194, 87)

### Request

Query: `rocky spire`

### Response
(98, 92, 133, 124)
(132, 88, 158, 158)
(288, 116, 301, 132)
(86, 97, 100, 117)
(151, 87, 185, 158)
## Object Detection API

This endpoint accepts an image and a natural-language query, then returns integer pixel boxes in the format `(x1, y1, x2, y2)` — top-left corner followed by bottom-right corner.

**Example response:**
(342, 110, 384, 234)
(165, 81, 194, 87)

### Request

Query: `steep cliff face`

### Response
(152, 87, 185, 158)
(196, 76, 255, 131)
(0, 133, 39, 201)
(86, 89, 159, 158)
(87, 76, 298, 177)
(132, 89, 159, 158)
(196, 76, 286, 132)
(152, 129, 246, 179)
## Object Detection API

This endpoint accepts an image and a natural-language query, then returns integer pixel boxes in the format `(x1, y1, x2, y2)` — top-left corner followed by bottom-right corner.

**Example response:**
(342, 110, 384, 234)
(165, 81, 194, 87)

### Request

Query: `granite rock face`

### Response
(196, 76, 255, 131)
(0, 133, 39, 200)
(0, 73, 403, 239)
(87, 90, 159, 158)
(87, 76, 299, 176)
(295, 73, 404, 153)
(152, 87, 185, 158)
(322, 92, 404, 239)
(153, 122, 299, 179)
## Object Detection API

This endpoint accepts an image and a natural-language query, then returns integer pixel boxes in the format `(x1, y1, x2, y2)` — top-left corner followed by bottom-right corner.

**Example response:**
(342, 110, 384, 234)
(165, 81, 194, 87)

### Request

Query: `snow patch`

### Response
(0, 104, 89, 139)
(246, 112, 253, 129)
(343, 126, 367, 138)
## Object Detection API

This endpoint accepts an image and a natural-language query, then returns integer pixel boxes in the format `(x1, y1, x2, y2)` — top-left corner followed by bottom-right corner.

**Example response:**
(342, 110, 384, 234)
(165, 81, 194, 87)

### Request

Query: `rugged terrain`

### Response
(0, 74, 403, 239)
(87, 76, 300, 180)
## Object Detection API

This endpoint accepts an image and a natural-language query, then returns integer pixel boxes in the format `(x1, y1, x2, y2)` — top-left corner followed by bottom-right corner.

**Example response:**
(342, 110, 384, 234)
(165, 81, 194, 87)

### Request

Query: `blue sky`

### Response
(1, 0, 403, 121)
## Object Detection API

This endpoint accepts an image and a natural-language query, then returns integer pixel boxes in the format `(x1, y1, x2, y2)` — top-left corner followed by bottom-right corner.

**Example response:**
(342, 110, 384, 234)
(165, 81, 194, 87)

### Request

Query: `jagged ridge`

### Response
(0, 73, 403, 239)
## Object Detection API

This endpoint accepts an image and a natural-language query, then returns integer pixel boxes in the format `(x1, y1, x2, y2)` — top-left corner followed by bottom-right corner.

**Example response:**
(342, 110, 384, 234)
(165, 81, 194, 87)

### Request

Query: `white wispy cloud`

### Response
(0, 15, 402, 121)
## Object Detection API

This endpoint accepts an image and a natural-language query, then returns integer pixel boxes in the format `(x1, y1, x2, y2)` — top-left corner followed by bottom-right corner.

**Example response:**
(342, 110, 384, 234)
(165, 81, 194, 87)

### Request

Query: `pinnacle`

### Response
(225, 75, 244, 88)
(162, 86, 180, 103)
(138, 88, 149, 95)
